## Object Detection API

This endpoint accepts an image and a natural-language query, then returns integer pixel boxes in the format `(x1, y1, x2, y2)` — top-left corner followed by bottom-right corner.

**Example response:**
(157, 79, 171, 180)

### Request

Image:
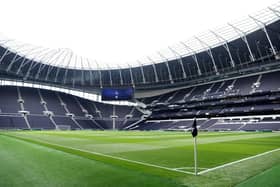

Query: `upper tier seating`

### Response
(143, 71, 280, 106)
(143, 71, 280, 121)
(257, 71, 280, 92)
(233, 75, 258, 95)
(131, 71, 280, 131)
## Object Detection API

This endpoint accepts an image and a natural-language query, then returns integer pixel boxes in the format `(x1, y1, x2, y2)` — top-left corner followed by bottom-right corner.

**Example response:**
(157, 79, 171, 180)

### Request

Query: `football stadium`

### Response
(0, 1, 280, 187)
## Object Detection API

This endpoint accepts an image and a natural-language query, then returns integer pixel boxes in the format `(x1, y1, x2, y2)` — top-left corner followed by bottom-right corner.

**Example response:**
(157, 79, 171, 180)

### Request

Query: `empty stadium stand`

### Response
(132, 70, 280, 131)
(0, 86, 144, 130)
(1, 4, 280, 132)
(132, 118, 280, 132)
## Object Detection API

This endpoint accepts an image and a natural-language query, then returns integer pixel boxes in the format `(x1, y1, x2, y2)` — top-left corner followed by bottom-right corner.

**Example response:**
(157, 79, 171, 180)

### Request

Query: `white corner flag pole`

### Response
(193, 136, 198, 175)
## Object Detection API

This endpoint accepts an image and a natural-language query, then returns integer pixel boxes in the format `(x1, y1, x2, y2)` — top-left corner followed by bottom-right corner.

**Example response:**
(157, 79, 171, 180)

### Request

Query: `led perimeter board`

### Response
(101, 87, 134, 101)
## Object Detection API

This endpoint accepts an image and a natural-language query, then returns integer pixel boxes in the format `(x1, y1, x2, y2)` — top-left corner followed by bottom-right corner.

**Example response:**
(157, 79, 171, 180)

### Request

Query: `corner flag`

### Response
(191, 118, 198, 137)
(191, 118, 198, 175)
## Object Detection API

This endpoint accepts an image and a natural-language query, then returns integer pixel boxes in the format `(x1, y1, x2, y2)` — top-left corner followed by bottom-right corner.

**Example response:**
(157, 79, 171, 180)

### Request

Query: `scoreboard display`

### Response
(101, 87, 134, 101)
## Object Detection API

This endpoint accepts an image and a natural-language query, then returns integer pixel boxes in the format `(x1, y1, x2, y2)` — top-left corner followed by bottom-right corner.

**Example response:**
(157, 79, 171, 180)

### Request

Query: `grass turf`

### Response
(236, 164, 280, 187)
(0, 135, 182, 187)
(0, 130, 279, 186)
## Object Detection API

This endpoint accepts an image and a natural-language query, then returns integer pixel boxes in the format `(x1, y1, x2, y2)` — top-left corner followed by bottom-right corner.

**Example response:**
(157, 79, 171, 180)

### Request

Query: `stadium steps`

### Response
(90, 119, 105, 130)
(16, 87, 25, 111)
(120, 107, 136, 128)
(49, 116, 58, 129)
(182, 87, 196, 101)
(37, 89, 49, 111)
(251, 74, 262, 93)
(92, 102, 103, 118)
(215, 81, 225, 93)
(23, 115, 31, 130)
(71, 118, 83, 129)
(123, 118, 148, 130)
(165, 90, 180, 103)
(52, 116, 81, 130)
(26, 115, 56, 130)
(74, 118, 98, 129)
(17, 87, 31, 129)
(200, 119, 218, 130)
(74, 96, 88, 115)
(56, 93, 71, 114)
(238, 123, 247, 130)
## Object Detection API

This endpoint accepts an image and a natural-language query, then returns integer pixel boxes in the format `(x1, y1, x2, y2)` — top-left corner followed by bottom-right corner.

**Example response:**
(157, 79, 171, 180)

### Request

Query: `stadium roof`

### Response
(1, 1, 280, 70)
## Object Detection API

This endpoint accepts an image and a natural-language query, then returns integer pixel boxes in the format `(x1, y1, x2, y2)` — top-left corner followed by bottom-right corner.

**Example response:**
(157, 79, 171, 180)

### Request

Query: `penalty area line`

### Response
(5, 134, 195, 175)
(198, 148, 280, 175)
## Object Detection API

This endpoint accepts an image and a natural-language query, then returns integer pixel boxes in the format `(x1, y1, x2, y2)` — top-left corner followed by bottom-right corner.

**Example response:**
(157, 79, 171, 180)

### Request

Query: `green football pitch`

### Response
(0, 130, 279, 187)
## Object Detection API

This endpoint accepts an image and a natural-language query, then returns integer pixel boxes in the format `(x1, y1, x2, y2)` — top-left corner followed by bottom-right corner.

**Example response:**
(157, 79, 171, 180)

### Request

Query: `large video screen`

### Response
(101, 87, 134, 101)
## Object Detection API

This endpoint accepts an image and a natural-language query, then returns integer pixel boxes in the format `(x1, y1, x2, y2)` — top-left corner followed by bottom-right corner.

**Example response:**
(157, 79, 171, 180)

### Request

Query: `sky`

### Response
(0, 0, 279, 68)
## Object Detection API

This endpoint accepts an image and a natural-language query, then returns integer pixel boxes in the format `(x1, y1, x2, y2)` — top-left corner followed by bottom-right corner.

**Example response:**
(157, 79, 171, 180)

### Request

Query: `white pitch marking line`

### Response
(198, 148, 280, 175)
(174, 167, 209, 170)
(7, 134, 195, 175)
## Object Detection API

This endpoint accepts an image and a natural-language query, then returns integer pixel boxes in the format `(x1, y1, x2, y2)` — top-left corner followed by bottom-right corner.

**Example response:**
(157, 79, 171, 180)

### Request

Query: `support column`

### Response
(35, 49, 60, 79)
(210, 30, 235, 67)
(180, 42, 202, 75)
(99, 70, 103, 88)
(195, 36, 219, 74)
(54, 52, 70, 84)
(7, 46, 45, 72)
(62, 52, 74, 84)
(16, 47, 49, 76)
(24, 50, 51, 80)
(95, 61, 103, 88)
(0, 43, 27, 65)
(80, 57, 85, 86)
(118, 66, 124, 85)
(268, 7, 280, 17)
(108, 69, 113, 86)
(249, 15, 277, 55)
(228, 23, 255, 62)
(112, 105, 116, 130)
(45, 49, 66, 81)
(72, 55, 78, 88)
(147, 57, 159, 83)
(158, 52, 174, 84)
(128, 64, 135, 87)
(86, 59, 93, 86)
(168, 46, 187, 79)
(137, 60, 146, 84)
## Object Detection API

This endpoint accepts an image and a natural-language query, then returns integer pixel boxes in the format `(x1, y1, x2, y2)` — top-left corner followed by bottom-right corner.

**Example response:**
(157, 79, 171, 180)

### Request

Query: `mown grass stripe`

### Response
(1, 133, 195, 176)
(199, 148, 280, 175)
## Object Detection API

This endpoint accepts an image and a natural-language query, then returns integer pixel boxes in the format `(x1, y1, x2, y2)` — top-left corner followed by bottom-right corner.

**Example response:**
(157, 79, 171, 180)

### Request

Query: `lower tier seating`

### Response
(0, 86, 144, 130)
(27, 115, 55, 129)
(0, 115, 28, 129)
(133, 118, 280, 131)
